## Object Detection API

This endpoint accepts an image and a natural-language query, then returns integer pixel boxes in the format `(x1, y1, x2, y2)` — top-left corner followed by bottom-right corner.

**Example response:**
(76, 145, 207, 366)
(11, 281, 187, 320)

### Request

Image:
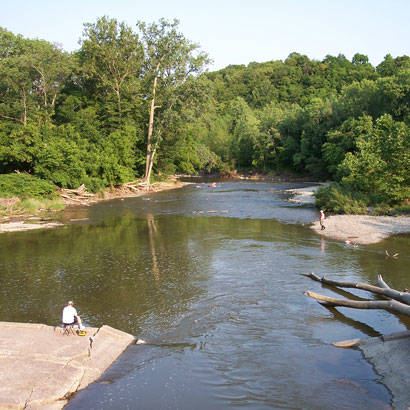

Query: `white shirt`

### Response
(62, 305, 78, 324)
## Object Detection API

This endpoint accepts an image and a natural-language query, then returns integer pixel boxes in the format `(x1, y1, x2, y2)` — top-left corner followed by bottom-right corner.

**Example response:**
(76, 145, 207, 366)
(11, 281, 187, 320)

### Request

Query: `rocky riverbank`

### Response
(0, 321, 135, 409)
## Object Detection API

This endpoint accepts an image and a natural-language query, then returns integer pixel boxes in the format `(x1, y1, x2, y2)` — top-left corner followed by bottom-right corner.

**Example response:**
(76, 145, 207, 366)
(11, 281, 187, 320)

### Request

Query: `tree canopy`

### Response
(0, 19, 408, 212)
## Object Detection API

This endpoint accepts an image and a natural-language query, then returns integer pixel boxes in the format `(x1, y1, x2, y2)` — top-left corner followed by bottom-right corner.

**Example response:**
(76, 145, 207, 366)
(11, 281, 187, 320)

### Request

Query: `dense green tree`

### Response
(136, 18, 210, 182)
(0, 28, 72, 127)
(254, 102, 285, 170)
(228, 97, 260, 168)
(322, 115, 373, 177)
(78, 16, 144, 131)
(377, 54, 410, 77)
(340, 114, 409, 202)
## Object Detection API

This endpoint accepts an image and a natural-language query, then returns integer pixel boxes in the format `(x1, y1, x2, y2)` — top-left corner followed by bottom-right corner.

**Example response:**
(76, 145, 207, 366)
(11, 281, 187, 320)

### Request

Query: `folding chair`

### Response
(61, 324, 76, 336)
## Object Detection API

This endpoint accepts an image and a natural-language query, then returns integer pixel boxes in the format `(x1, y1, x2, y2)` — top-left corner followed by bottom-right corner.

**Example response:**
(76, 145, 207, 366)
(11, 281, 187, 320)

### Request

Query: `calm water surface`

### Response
(1, 181, 409, 409)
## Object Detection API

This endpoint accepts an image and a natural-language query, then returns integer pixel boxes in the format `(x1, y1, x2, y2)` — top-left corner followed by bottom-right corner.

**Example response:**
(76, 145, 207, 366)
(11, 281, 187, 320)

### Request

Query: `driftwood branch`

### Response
(63, 184, 94, 197)
(377, 274, 391, 289)
(302, 272, 410, 305)
(303, 273, 410, 317)
(304, 291, 410, 316)
(332, 330, 410, 348)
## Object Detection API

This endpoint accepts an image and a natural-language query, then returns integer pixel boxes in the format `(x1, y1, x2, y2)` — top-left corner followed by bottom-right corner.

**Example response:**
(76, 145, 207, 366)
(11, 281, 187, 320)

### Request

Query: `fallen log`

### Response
(60, 194, 84, 202)
(302, 272, 410, 305)
(63, 184, 94, 196)
(303, 274, 410, 317)
(304, 290, 410, 316)
(125, 185, 141, 192)
(332, 330, 410, 348)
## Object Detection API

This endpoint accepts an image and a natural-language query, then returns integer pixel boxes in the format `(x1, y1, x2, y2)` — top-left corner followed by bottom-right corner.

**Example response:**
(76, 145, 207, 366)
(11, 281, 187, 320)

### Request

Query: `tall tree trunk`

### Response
(22, 87, 27, 126)
(115, 88, 122, 128)
(144, 63, 161, 183)
(144, 76, 157, 182)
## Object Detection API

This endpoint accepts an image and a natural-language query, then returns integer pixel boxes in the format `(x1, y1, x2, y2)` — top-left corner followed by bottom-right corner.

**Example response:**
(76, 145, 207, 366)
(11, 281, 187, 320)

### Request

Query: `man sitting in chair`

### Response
(62, 301, 85, 332)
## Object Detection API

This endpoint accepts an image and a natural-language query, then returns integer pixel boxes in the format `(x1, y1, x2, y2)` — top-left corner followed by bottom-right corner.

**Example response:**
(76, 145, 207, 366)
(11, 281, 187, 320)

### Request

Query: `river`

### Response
(0, 180, 409, 409)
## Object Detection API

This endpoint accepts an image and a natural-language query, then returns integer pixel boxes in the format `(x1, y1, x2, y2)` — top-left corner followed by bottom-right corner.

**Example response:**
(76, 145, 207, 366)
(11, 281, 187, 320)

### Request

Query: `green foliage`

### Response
(79, 16, 144, 131)
(18, 198, 65, 213)
(340, 115, 409, 203)
(0, 173, 57, 198)
(0, 22, 408, 214)
(314, 183, 368, 214)
(228, 97, 260, 168)
(322, 115, 373, 177)
(137, 18, 210, 181)
(97, 127, 139, 185)
(392, 204, 410, 215)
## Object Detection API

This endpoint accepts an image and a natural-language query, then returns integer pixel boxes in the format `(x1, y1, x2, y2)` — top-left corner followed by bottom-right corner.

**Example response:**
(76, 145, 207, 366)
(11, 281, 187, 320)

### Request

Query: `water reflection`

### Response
(147, 214, 160, 282)
(325, 307, 381, 338)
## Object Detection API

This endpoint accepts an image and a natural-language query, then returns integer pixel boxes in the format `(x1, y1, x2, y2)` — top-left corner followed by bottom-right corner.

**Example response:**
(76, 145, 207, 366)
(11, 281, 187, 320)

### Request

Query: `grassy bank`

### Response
(0, 174, 65, 218)
(0, 197, 65, 218)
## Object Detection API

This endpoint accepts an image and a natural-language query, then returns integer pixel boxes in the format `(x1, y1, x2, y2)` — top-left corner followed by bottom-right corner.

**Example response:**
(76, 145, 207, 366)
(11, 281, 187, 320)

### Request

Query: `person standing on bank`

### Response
(319, 209, 326, 230)
(62, 300, 84, 330)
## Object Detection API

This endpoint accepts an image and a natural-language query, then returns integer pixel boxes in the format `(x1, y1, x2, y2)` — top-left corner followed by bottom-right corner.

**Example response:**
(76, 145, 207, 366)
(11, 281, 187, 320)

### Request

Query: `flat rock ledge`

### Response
(0, 321, 135, 409)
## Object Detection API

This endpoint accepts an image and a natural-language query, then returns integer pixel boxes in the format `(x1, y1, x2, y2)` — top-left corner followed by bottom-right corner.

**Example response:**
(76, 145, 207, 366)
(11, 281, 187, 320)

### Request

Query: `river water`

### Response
(0, 180, 409, 409)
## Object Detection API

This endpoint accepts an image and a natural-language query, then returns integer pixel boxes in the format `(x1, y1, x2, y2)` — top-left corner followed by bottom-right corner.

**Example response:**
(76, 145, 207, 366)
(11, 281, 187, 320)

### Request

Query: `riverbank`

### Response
(2, 178, 409, 244)
(312, 214, 410, 245)
(285, 186, 410, 244)
(0, 178, 190, 233)
(0, 321, 135, 409)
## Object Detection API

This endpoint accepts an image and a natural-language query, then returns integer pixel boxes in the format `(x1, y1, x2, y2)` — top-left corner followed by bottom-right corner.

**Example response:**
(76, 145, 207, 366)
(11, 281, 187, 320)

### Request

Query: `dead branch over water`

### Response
(302, 273, 410, 317)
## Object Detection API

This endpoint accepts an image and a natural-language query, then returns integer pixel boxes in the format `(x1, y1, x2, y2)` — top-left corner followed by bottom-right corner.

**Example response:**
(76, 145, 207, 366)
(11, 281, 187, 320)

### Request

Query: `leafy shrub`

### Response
(0, 173, 57, 198)
(339, 115, 409, 204)
(315, 182, 410, 215)
(392, 203, 410, 215)
(315, 183, 368, 214)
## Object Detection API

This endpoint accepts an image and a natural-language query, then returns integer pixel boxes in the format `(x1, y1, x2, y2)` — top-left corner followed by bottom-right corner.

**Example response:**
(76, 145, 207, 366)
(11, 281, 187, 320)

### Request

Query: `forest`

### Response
(0, 17, 409, 214)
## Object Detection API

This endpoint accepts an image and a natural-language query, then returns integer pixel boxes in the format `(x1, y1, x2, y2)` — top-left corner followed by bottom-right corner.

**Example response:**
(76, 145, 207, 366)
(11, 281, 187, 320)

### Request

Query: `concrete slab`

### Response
(0, 322, 134, 409)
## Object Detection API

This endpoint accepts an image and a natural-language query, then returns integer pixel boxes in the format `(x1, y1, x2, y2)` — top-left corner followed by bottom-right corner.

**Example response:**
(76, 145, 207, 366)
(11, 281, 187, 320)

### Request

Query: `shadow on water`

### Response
(1, 181, 407, 409)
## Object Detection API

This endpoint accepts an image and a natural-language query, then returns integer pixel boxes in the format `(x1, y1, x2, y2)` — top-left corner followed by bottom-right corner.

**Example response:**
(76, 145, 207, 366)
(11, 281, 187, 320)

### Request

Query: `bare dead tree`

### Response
(302, 273, 410, 347)
(302, 273, 410, 317)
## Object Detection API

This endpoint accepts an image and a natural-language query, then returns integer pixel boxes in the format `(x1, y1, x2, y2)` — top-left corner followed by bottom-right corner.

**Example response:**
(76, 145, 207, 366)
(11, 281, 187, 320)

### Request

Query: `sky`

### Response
(1, 0, 409, 71)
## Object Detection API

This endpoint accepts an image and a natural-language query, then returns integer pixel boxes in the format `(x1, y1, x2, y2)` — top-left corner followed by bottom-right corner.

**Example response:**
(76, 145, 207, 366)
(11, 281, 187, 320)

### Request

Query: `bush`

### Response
(339, 115, 409, 204)
(315, 182, 410, 215)
(0, 173, 57, 198)
(315, 183, 368, 214)
(392, 203, 410, 215)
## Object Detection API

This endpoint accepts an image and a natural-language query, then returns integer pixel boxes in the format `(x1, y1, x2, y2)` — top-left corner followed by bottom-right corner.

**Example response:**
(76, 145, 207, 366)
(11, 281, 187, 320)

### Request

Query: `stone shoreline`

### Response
(0, 321, 135, 409)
